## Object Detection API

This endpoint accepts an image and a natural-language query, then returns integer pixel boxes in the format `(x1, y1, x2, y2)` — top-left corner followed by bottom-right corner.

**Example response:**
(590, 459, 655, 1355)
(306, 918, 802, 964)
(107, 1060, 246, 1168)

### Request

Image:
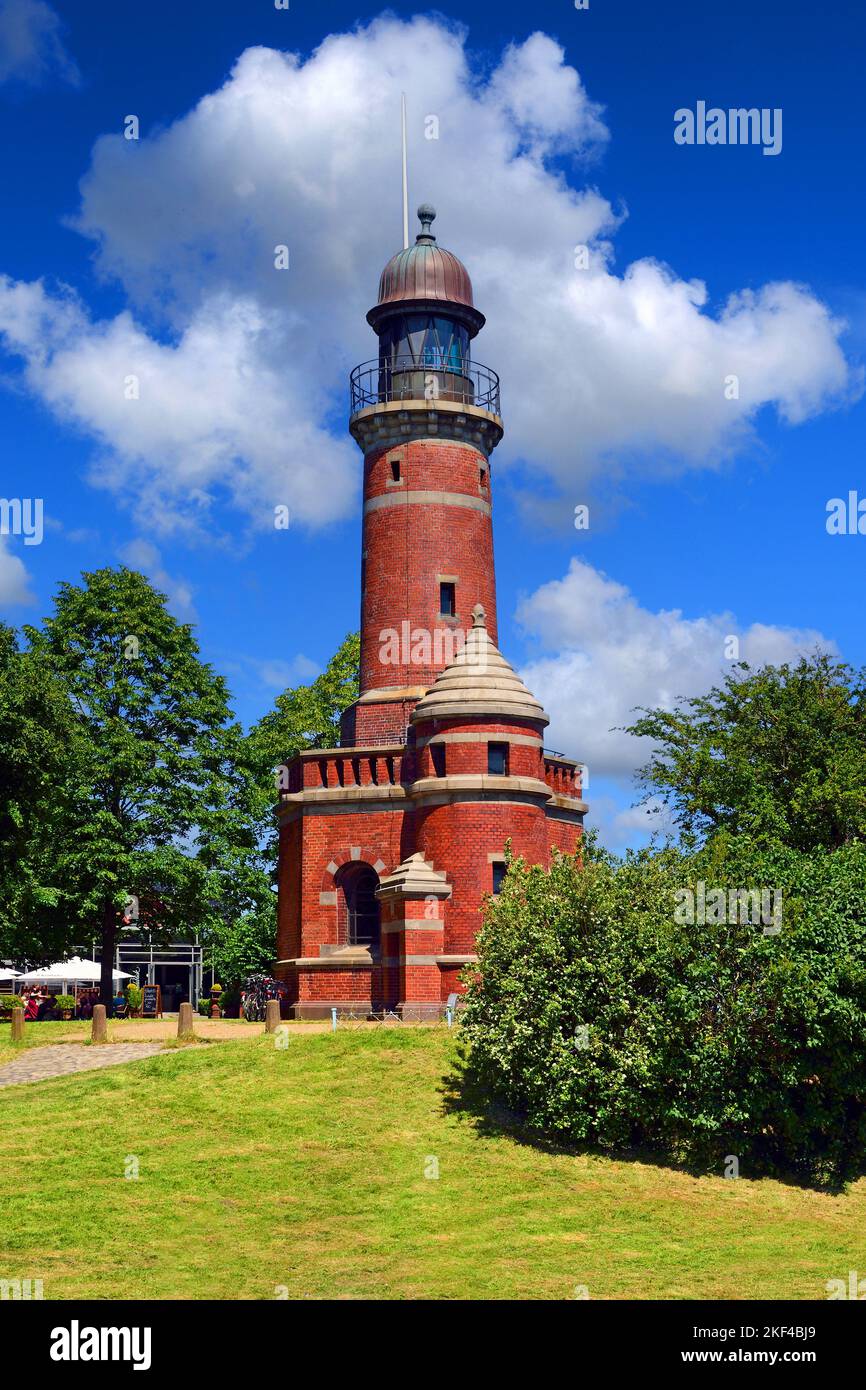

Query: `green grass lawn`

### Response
(0, 1026, 861, 1300)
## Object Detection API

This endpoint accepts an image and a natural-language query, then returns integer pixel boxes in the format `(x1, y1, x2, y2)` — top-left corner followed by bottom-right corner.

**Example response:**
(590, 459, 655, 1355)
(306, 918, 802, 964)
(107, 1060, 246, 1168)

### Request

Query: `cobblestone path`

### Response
(0, 1043, 164, 1088)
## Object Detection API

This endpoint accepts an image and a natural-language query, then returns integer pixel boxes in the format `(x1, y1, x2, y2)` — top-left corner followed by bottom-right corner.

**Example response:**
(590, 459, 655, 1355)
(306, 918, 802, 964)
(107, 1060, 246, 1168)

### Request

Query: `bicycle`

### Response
(241, 974, 285, 1023)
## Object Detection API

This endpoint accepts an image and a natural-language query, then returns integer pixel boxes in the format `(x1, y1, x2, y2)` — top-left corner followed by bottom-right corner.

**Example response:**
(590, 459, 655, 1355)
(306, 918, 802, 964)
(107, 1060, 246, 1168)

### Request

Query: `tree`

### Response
(198, 632, 361, 992)
(0, 624, 81, 963)
(246, 631, 359, 858)
(626, 654, 866, 851)
(25, 568, 258, 1006)
(249, 631, 360, 774)
(462, 835, 866, 1187)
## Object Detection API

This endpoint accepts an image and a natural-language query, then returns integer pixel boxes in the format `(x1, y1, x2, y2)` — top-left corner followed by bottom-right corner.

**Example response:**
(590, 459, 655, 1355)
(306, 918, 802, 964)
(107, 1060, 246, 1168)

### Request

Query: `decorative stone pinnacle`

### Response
(471, 603, 487, 628)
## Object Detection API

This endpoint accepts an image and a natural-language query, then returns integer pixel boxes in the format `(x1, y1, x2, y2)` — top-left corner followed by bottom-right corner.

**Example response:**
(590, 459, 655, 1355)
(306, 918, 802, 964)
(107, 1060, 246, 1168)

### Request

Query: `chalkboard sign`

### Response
(141, 984, 162, 1018)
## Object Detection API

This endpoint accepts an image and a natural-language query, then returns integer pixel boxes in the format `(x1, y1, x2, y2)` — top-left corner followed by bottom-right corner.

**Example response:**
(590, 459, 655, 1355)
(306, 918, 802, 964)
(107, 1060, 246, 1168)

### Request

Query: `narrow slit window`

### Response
(430, 743, 446, 778)
(488, 742, 508, 775)
(440, 581, 456, 617)
(492, 862, 508, 895)
(390, 457, 401, 482)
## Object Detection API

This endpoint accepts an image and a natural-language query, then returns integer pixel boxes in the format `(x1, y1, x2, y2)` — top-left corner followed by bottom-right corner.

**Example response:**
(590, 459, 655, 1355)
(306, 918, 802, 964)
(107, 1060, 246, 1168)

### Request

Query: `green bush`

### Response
(461, 837, 866, 1188)
(198, 998, 211, 1017)
(0, 994, 23, 1015)
(219, 984, 241, 1018)
(125, 984, 143, 1016)
(55, 994, 76, 1012)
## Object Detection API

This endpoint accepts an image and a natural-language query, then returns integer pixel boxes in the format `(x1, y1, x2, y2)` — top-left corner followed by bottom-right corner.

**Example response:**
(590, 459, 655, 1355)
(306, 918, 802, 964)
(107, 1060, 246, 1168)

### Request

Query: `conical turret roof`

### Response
(411, 605, 549, 726)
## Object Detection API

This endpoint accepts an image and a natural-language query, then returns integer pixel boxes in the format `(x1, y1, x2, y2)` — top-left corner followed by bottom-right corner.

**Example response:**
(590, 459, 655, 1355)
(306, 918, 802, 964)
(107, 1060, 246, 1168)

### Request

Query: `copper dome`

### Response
(367, 205, 485, 335)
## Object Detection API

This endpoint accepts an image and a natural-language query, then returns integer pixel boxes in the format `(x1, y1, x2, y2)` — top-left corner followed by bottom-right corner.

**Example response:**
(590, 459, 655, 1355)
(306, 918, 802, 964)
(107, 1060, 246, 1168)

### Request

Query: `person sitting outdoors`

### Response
(112, 990, 127, 1018)
(23, 989, 39, 1021)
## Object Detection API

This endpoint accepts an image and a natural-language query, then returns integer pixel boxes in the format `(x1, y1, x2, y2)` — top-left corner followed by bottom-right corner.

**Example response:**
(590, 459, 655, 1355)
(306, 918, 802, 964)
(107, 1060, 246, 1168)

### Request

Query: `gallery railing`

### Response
(350, 355, 501, 415)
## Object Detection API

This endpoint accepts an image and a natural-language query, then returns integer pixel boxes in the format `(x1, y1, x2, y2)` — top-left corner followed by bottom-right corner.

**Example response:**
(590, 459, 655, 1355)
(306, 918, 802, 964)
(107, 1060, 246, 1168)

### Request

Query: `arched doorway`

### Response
(336, 863, 381, 952)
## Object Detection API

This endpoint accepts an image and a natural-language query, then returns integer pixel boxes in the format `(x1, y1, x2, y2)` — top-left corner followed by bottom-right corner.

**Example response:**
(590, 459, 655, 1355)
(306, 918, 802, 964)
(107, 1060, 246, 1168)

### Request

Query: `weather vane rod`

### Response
(401, 92, 409, 250)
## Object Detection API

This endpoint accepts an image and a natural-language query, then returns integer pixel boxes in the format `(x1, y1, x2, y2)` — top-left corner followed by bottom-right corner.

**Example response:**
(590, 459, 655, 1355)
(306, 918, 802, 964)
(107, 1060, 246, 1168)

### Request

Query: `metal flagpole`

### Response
(401, 92, 409, 250)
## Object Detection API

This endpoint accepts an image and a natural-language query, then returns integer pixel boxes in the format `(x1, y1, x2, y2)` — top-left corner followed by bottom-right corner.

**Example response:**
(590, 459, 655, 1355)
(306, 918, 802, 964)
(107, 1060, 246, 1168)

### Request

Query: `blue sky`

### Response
(0, 0, 863, 850)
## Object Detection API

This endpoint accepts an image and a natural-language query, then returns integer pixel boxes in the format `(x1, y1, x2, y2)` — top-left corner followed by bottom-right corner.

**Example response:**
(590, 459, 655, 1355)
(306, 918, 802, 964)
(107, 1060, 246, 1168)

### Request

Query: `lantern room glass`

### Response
(379, 314, 470, 372)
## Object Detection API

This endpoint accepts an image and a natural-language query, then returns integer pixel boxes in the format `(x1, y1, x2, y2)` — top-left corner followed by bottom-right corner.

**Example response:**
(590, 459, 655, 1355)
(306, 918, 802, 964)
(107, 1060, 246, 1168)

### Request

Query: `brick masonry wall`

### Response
(415, 716, 545, 781)
(276, 816, 303, 963)
(358, 438, 498, 698)
(353, 697, 417, 747)
(415, 798, 550, 955)
(546, 815, 583, 858)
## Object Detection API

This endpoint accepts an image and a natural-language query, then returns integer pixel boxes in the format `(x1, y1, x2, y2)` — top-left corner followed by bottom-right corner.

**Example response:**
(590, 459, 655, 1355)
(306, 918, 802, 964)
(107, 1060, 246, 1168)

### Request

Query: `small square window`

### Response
(430, 743, 446, 777)
(488, 742, 508, 775)
(439, 581, 456, 617)
(492, 862, 508, 895)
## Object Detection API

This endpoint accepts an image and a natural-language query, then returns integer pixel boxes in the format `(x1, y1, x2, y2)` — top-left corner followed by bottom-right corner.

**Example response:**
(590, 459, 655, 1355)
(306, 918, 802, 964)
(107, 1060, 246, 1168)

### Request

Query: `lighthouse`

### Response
(276, 206, 586, 1018)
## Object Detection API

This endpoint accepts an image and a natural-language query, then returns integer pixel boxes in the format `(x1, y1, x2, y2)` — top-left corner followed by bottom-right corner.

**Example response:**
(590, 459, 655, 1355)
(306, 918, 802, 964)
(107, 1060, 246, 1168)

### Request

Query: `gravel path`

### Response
(0, 1043, 165, 1089)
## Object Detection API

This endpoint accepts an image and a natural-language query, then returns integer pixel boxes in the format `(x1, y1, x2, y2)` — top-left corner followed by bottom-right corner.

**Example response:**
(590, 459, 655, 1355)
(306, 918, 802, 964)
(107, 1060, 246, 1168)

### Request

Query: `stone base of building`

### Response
(290, 1000, 373, 1020)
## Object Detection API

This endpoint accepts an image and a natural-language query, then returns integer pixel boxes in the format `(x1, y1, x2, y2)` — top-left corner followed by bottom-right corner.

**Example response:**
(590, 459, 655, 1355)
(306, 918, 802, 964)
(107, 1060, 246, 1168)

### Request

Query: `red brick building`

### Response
(275, 205, 586, 1018)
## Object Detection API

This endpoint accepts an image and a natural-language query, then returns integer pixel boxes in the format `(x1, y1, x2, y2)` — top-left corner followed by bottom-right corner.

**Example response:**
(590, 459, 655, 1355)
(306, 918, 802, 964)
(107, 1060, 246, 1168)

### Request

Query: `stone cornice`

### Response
(350, 398, 503, 457)
(411, 773, 552, 801)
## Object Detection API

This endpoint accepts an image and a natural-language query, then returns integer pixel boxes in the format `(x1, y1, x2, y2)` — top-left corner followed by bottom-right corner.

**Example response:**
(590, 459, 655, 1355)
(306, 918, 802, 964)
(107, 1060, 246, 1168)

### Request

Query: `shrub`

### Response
(125, 984, 143, 1016)
(55, 995, 76, 1012)
(0, 994, 23, 1015)
(198, 999, 211, 1017)
(219, 984, 241, 1018)
(461, 837, 866, 1188)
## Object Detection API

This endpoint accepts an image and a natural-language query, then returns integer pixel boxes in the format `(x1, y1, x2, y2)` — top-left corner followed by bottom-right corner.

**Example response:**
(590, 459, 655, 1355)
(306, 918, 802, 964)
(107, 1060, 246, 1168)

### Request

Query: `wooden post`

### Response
(265, 999, 280, 1034)
(91, 1004, 107, 1043)
(11, 1008, 24, 1042)
(177, 1001, 195, 1039)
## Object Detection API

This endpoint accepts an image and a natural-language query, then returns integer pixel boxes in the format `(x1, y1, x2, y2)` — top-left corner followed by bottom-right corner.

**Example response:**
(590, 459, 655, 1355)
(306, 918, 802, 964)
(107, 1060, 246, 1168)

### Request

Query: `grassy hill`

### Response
(0, 1026, 862, 1300)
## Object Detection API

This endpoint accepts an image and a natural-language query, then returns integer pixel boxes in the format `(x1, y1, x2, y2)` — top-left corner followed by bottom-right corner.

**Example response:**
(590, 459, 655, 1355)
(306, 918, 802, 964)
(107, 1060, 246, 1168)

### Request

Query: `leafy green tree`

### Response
(199, 632, 361, 991)
(249, 631, 360, 774)
(626, 654, 866, 851)
(25, 567, 260, 1005)
(246, 631, 359, 855)
(0, 624, 81, 962)
(462, 835, 866, 1187)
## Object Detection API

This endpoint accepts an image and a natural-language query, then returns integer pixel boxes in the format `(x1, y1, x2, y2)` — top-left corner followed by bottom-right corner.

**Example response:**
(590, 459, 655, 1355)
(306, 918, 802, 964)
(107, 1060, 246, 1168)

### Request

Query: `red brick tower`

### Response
(344, 203, 502, 746)
(275, 206, 586, 1018)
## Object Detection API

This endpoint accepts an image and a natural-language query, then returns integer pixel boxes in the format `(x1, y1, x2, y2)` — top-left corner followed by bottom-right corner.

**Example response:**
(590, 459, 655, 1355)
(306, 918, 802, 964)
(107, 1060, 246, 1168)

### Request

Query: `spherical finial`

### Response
(416, 203, 437, 240)
(471, 603, 487, 629)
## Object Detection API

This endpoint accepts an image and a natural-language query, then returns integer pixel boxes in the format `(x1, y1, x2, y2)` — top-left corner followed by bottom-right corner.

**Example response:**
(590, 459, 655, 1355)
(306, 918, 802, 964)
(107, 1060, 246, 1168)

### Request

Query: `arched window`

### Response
(336, 863, 381, 951)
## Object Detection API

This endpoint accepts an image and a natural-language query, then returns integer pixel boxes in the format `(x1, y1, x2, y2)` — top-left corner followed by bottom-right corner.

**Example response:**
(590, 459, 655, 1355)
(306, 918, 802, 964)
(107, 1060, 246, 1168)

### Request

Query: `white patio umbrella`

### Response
(18, 956, 132, 988)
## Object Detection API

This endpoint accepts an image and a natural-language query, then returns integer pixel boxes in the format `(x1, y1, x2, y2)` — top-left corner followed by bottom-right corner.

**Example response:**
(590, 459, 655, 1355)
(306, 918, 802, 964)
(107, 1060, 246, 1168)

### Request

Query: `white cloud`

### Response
(254, 654, 320, 690)
(0, 0, 78, 86)
(0, 17, 858, 535)
(116, 538, 197, 623)
(0, 278, 357, 535)
(518, 558, 835, 780)
(0, 535, 33, 606)
(575, 790, 676, 856)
